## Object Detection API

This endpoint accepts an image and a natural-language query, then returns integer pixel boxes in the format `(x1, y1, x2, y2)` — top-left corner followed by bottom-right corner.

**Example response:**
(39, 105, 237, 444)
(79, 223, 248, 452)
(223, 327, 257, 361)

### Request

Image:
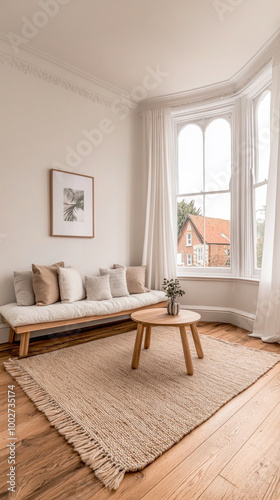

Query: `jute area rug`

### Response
(4, 327, 280, 490)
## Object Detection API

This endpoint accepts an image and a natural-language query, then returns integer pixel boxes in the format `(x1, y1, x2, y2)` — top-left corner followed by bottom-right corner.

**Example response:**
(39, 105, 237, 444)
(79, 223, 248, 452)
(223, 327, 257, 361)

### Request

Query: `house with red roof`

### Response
(177, 214, 230, 268)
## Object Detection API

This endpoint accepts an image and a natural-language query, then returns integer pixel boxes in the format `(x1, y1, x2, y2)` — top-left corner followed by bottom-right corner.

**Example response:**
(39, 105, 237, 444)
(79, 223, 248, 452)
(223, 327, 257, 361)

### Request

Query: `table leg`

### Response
(132, 323, 144, 369)
(179, 326, 194, 375)
(190, 323, 204, 359)
(144, 325, 151, 349)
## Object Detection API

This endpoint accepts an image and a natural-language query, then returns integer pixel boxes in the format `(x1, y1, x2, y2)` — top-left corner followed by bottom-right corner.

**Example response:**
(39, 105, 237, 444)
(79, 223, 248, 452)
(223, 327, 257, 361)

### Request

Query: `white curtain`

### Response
(142, 108, 177, 290)
(252, 50, 280, 343)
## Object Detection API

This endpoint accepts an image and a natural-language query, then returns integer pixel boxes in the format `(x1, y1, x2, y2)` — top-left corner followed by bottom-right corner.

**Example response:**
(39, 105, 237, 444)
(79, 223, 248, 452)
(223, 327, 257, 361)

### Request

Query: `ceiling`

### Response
(1, 0, 280, 100)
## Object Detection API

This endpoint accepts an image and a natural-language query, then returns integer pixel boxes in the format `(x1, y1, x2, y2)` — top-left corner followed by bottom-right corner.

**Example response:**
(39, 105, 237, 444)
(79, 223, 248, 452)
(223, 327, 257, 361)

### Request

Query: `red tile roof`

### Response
(186, 215, 230, 244)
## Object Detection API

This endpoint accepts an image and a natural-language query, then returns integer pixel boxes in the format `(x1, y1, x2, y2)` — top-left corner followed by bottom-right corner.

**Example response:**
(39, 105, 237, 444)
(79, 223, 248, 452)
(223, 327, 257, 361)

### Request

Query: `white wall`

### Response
(0, 56, 145, 341)
(178, 278, 259, 331)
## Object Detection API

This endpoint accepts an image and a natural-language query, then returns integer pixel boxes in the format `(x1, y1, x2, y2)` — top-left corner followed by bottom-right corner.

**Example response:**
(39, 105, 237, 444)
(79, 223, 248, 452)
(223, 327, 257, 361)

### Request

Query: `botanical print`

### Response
(63, 188, 85, 222)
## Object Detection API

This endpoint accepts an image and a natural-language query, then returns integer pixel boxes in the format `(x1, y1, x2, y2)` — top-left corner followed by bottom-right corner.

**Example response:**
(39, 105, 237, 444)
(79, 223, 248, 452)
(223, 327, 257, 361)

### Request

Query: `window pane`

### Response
(178, 124, 203, 194)
(205, 193, 231, 268)
(177, 195, 204, 268)
(205, 118, 231, 192)
(177, 195, 203, 236)
(256, 91, 271, 183)
(205, 192, 231, 220)
(254, 184, 267, 269)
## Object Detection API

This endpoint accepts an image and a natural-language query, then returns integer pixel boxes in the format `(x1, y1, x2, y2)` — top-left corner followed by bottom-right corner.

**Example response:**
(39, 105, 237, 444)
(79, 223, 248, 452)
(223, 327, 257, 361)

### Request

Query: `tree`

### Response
(177, 199, 201, 236)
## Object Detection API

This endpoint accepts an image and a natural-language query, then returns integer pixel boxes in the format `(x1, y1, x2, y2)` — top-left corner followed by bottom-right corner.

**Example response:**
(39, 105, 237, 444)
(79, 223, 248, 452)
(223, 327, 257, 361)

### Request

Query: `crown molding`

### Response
(139, 29, 280, 111)
(0, 35, 135, 114)
(1, 27, 279, 114)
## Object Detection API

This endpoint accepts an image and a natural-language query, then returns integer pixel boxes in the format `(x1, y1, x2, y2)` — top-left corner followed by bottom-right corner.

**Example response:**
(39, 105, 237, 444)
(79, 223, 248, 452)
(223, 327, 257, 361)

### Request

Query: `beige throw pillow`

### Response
(32, 262, 64, 306)
(113, 264, 149, 294)
(58, 267, 85, 303)
(85, 275, 112, 301)
(13, 271, 36, 306)
(99, 267, 129, 298)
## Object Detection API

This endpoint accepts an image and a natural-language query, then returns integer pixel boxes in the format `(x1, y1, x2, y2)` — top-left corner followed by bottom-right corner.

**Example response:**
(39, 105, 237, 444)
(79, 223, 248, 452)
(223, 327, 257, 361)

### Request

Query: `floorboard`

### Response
(0, 320, 279, 500)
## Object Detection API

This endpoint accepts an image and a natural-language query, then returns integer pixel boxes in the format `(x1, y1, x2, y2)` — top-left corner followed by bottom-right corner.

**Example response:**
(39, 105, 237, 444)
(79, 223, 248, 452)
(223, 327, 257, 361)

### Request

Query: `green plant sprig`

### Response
(162, 278, 185, 301)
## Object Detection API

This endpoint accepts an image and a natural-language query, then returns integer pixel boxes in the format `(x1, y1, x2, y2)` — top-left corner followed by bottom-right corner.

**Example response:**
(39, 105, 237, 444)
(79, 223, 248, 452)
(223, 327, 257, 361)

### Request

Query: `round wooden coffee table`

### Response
(131, 308, 203, 375)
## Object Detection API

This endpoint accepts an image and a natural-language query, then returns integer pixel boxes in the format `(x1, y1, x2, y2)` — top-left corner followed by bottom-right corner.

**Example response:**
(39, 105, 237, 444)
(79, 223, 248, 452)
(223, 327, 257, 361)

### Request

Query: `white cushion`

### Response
(99, 267, 129, 298)
(13, 271, 35, 306)
(0, 290, 166, 327)
(85, 275, 112, 301)
(58, 267, 85, 303)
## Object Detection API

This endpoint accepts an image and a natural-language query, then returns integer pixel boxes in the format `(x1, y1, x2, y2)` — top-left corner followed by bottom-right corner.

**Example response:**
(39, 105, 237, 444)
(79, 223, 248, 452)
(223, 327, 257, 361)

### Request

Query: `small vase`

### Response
(167, 300, 180, 315)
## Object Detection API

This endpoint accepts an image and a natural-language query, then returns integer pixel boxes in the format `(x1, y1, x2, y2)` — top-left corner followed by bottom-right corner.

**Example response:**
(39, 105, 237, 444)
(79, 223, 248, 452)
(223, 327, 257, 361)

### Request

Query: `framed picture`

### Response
(50, 169, 94, 238)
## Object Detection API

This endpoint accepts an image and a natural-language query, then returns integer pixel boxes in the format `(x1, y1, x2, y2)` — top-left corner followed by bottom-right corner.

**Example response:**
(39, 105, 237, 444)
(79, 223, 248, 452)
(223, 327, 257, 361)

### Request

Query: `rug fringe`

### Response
(4, 359, 125, 490)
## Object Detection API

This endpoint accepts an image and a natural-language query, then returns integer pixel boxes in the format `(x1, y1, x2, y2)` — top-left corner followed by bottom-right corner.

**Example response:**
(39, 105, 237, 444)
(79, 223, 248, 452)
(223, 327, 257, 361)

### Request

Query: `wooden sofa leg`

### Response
(9, 328, 15, 344)
(19, 332, 30, 357)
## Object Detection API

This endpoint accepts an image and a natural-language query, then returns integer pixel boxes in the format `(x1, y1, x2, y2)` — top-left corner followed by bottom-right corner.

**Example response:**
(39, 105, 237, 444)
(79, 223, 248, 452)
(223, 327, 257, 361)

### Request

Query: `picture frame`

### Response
(50, 169, 94, 238)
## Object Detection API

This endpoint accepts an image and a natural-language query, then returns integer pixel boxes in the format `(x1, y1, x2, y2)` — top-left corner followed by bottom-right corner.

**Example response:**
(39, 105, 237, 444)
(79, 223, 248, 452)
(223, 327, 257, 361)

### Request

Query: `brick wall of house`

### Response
(178, 218, 230, 267)
(177, 221, 203, 267)
(208, 244, 230, 267)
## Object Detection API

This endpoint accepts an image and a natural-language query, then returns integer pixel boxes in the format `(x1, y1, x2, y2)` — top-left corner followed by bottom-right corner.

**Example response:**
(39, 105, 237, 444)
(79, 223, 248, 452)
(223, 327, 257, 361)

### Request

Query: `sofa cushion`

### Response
(113, 264, 150, 294)
(32, 262, 64, 306)
(99, 267, 129, 298)
(85, 274, 112, 301)
(0, 290, 166, 328)
(58, 267, 85, 303)
(13, 271, 35, 306)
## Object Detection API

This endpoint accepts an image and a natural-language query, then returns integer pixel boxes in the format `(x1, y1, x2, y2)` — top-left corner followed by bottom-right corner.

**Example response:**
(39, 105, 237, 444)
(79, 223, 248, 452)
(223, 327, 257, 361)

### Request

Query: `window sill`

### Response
(177, 275, 259, 284)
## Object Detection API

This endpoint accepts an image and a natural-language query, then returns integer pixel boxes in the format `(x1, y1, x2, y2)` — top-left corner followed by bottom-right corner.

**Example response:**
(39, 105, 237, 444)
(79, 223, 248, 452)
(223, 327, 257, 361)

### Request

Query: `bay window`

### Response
(174, 65, 272, 278)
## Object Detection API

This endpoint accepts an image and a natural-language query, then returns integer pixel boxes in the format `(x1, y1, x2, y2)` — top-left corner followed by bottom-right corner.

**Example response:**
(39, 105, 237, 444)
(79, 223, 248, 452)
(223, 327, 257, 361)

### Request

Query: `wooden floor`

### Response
(1, 321, 280, 500)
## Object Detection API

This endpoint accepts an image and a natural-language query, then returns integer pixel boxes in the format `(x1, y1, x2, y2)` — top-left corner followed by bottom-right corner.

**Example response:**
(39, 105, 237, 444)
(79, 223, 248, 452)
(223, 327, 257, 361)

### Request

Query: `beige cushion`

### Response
(32, 262, 64, 306)
(58, 267, 85, 303)
(85, 274, 112, 301)
(13, 271, 35, 306)
(113, 264, 150, 294)
(99, 267, 129, 298)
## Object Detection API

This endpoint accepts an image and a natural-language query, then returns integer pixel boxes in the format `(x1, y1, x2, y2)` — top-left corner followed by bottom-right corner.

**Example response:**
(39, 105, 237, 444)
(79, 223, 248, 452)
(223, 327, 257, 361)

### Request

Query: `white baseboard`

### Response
(181, 305, 255, 332)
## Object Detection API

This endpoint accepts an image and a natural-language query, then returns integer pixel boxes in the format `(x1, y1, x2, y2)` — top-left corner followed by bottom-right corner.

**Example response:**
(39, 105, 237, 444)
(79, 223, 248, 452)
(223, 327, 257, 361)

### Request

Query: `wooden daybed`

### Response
(0, 291, 167, 357)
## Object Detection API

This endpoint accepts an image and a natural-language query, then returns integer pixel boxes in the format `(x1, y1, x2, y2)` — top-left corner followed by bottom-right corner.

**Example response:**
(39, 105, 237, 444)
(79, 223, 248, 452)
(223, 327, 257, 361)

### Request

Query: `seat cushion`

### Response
(0, 290, 167, 327)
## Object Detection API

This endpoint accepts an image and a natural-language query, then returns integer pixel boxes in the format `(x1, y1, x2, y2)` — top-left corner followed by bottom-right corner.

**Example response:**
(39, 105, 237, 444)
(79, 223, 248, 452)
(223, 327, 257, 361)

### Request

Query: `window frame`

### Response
(196, 247, 203, 264)
(175, 107, 235, 277)
(177, 251, 184, 266)
(252, 87, 271, 275)
(186, 233, 192, 246)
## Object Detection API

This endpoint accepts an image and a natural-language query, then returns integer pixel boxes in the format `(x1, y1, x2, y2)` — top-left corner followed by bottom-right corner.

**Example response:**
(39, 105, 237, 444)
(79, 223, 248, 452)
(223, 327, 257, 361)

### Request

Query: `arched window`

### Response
(177, 117, 232, 270)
